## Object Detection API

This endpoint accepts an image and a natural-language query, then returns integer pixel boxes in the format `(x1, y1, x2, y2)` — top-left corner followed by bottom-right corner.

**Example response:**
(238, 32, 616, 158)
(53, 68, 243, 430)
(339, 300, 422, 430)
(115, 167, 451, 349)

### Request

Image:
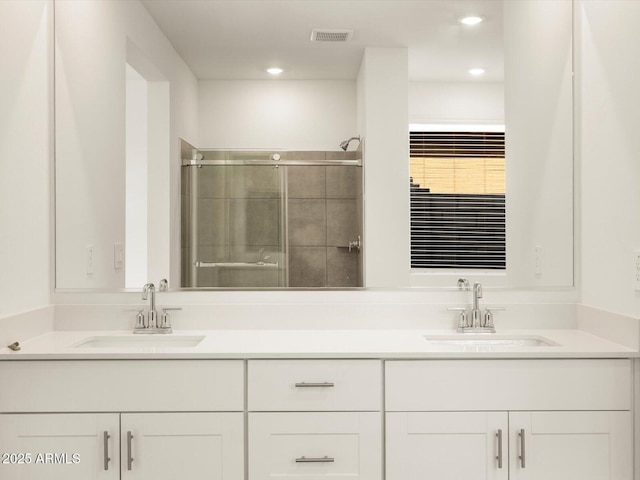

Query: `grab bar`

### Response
(195, 261, 279, 269)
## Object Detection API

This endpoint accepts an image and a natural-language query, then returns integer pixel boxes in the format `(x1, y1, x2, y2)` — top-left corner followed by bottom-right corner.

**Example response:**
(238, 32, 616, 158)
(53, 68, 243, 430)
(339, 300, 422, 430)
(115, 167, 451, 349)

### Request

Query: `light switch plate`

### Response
(86, 245, 95, 275)
(114, 243, 124, 270)
(535, 245, 543, 278)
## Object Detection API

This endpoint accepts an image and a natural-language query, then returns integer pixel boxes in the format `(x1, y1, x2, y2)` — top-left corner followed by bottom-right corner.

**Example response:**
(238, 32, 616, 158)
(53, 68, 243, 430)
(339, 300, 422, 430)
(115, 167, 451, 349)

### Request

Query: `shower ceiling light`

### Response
(468, 68, 486, 76)
(459, 16, 484, 25)
(266, 67, 284, 75)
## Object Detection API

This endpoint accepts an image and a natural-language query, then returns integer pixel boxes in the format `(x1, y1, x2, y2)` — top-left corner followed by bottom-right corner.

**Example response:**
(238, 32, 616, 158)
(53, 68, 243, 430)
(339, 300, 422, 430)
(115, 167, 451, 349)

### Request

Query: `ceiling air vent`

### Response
(310, 29, 354, 42)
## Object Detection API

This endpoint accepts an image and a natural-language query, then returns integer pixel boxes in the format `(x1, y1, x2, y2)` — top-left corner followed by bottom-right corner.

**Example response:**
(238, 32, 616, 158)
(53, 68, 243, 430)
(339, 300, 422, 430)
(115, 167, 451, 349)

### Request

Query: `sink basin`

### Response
(425, 335, 559, 348)
(72, 335, 205, 349)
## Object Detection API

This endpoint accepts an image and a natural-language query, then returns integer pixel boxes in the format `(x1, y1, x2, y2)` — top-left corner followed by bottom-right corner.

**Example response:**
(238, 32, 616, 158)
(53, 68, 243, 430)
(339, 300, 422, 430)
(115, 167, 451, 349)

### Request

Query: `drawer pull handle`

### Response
(294, 382, 335, 388)
(495, 429, 503, 469)
(519, 428, 526, 468)
(103, 431, 110, 471)
(127, 431, 134, 471)
(296, 456, 335, 463)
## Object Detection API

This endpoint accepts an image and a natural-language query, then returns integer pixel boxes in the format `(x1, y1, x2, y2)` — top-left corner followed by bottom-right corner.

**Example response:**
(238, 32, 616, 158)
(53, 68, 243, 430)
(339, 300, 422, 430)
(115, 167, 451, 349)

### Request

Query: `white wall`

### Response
(0, 1, 51, 317)
(55, 0, 198, 289)
(198, 80, 356, 150)
(358, 48, 411, 288)
(409, 82, 504, 125)
(125, 64, 148, 288)
(504, 0, 574, 288)
(579, 1, 640, 318)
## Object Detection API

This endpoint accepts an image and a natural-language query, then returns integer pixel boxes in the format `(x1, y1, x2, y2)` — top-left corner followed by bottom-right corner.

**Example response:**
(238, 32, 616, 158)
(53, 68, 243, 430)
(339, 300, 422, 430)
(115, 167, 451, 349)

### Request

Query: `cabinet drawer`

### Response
(248, 360, 381, 411)
(0, 360, 244, 412)
(249, 412, 381, 480)
(386, 359, 631, 411)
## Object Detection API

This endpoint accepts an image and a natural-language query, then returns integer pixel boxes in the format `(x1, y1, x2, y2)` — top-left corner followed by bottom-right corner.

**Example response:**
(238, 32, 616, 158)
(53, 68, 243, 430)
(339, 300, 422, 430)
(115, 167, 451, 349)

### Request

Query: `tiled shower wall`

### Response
(287, 151, 362, 287)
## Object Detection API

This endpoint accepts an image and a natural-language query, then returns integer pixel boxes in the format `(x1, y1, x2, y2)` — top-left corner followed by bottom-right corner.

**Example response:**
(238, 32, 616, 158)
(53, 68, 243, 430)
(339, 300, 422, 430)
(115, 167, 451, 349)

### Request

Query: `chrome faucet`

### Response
(142, 283, 158, 328)
(471, 282, 483, 328)
(448, 280, 504, 333)
(135, 279, 174, 334)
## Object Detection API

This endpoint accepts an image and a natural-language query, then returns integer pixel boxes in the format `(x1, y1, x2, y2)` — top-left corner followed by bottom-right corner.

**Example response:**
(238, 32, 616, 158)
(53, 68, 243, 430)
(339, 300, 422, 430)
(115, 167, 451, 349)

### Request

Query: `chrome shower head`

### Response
(340, 136, 361, 151)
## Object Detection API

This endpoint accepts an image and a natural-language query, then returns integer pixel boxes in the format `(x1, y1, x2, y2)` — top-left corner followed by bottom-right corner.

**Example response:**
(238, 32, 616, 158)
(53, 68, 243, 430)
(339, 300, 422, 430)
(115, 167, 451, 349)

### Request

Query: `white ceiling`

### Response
(141, 0, 504, 82)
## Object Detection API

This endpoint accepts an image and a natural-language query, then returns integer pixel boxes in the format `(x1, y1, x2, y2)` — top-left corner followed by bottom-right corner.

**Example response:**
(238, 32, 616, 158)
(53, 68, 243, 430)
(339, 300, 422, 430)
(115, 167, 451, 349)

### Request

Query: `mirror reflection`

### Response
(54, 0, 573, 291)
(180, 145, 364, 288)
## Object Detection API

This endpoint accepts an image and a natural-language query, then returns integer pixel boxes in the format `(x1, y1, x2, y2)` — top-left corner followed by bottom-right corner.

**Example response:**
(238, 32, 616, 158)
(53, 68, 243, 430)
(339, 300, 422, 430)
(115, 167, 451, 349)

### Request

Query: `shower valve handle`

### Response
(348, 236, 362, 252)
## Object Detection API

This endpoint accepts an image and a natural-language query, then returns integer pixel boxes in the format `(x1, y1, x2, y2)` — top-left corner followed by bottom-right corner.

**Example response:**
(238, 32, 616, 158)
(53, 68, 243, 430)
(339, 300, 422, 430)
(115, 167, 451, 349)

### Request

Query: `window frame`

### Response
(408, 123, 507, 288)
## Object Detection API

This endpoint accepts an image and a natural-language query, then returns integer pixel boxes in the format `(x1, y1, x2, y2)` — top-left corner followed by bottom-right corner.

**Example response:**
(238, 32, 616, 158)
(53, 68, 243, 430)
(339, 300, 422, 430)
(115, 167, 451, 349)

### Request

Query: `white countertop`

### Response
(1, 328, 637, 359)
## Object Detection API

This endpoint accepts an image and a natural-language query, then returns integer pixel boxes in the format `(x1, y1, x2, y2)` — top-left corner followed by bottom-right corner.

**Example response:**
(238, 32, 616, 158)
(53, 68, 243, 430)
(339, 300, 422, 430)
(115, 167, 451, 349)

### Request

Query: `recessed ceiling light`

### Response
(266, 67, 284, 75)
(459, 16, 484, 26)
(468, 68, 486, 76)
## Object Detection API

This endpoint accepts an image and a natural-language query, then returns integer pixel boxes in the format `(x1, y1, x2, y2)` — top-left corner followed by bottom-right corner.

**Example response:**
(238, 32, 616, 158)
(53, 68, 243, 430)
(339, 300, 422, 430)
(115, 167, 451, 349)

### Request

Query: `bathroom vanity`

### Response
(0, 329, 635, 480)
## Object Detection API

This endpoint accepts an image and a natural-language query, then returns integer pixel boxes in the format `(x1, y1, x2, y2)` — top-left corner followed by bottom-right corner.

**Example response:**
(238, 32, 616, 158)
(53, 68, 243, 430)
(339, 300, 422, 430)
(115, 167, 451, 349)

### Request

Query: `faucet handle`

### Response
(135, 311, 145, 329)
(159, 279, 169, 291)
(159, 307, 181, 331)
(485, 307, 505, 314)
(448, 307, 469, 330)
(484, 307, 505, 329)
(124, 308, 146, 328)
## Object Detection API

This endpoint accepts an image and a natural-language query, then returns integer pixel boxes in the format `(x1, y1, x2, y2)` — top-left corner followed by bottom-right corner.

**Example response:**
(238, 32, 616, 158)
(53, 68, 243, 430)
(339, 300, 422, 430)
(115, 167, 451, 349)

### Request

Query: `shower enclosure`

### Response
(181, 147, 363, 288)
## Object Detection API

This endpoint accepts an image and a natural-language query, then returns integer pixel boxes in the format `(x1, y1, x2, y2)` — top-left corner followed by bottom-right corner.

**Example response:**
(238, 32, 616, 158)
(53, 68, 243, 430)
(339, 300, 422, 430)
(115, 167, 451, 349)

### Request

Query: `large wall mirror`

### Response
(54, 0, 573, 291)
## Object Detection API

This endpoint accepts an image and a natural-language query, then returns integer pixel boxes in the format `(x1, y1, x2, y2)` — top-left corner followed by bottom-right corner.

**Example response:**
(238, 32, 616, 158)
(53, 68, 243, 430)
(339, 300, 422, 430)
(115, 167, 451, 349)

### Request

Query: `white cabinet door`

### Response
(386, 411, 508, 480)
(0, 413, 119, 480)
(121, 412, 244, 480)
(249, 412, 381, 480)
(509, 411, 632, 480)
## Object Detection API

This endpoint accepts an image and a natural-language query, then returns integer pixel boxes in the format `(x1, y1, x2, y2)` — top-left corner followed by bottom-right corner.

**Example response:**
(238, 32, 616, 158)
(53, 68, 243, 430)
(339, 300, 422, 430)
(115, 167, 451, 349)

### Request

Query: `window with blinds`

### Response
(410, 130, 506, 270)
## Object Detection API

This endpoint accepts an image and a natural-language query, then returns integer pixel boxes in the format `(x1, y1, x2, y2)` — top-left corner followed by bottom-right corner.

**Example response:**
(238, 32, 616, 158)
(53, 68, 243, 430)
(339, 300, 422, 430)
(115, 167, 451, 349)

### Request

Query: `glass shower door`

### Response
(182, 164, 286, 288)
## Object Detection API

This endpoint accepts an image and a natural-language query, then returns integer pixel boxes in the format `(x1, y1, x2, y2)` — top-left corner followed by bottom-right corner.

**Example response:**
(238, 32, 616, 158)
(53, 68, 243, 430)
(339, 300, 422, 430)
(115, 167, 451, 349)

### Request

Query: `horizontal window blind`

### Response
(410, 131, 506, 270)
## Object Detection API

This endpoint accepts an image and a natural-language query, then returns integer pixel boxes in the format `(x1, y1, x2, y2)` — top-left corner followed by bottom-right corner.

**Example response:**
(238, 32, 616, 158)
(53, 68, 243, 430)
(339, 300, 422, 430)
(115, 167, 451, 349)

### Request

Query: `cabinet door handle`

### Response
(495, 429, 503, 469)
(103, 431, 110, 471)
(295, 456, 335, 463)
(127, 431, 134, 471)
(519, 428, 526, 468)
(294, 382, 335, 388)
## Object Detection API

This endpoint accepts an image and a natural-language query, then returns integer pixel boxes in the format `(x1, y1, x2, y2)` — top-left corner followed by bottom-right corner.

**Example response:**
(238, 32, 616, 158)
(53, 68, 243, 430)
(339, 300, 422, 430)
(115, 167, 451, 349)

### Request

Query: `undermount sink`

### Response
(425, 335, 559, 347)
(72, 335, 205, 349)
